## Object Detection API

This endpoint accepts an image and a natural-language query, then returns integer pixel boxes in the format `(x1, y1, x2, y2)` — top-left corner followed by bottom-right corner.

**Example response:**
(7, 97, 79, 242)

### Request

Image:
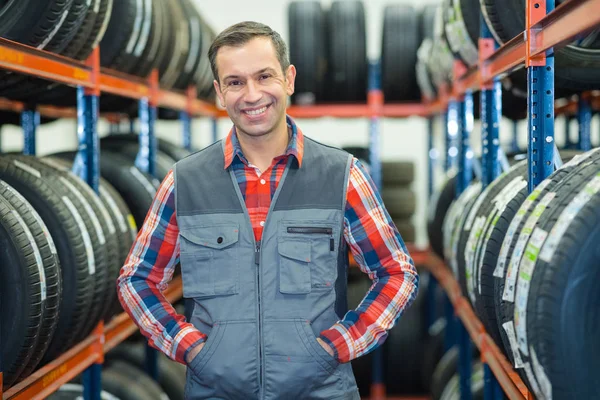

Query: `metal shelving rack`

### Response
(421, 0, 600, 399)
(1, 0, 599, 398)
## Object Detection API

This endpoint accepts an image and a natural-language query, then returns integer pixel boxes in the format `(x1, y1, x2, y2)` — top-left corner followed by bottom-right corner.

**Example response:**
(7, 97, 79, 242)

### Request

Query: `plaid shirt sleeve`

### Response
(117, 169, 205, 365)
(318, 157, 419, 363)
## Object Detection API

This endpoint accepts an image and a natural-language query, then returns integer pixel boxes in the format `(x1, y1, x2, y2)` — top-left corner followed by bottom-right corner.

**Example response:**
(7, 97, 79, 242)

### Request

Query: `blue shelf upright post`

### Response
(577, 95, 592, 151)
(456, 89, 474, 400)
(21, 109, 40, 156)
(443, 100, 459, 354)
(526, 0, 556, 193)
(446, 101, 460, 171)
(480, 14, 505, 399)
(136, 97, 158, 178)
(428, 117, 436, 198)
(75, 83, 101, 400)
(181, 111, 193, 151)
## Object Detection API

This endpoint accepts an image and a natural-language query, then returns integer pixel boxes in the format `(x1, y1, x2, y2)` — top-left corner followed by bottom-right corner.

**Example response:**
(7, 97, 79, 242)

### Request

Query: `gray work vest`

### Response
(174, 137, 361, 400)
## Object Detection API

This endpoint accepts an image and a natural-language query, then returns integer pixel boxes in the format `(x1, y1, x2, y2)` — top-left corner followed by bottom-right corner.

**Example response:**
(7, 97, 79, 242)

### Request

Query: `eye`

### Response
(228, 80, 241, 86)
(259, 74, 271, 80)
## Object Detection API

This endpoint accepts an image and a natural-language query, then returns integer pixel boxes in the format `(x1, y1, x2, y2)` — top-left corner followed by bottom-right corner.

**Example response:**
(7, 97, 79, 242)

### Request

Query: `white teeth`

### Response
(245, 106, 267, 116)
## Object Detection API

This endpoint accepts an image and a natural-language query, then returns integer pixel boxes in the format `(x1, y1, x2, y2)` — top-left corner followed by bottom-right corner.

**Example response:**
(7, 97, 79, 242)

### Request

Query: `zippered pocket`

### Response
(287, 227, 334, 251)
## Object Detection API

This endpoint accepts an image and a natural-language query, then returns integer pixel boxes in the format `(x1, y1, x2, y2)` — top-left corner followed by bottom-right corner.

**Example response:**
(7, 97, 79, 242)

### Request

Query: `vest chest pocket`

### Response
(179, 224, 240, 298)
(278, 223, 338, 294)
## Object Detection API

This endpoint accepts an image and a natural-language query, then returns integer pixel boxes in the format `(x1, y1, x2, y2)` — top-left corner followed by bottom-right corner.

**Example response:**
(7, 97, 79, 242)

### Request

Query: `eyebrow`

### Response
(222, 68, 278, 82)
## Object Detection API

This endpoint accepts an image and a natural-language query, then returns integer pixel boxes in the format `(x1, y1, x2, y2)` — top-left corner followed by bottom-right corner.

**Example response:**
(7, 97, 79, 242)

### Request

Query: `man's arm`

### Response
(318, 158, 419, 363)
(117, 169, 205, 365)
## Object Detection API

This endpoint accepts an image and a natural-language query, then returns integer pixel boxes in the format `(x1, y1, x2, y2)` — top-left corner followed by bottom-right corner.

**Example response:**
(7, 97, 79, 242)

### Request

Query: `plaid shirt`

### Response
(117, 117, 418, 365)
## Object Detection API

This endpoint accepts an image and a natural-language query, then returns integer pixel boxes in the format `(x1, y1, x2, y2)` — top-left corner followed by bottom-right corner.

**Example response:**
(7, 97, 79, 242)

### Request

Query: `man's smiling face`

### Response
(214, 37, 296, 139)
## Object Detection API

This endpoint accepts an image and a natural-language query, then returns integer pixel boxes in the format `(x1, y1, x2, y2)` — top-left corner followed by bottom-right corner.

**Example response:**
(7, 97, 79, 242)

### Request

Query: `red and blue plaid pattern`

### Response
(117, 117, 418, 365)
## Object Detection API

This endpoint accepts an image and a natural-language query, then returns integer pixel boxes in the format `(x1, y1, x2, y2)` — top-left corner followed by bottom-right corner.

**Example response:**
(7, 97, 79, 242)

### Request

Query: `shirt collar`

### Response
(223, 115, 304, 169)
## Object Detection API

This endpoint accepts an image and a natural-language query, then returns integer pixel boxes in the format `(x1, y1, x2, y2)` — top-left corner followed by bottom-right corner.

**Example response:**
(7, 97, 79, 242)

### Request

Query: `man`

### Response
(118, 21, 418, 400)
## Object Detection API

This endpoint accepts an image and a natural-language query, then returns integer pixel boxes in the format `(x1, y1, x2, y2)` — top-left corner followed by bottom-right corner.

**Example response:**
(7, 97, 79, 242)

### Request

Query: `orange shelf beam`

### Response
(422, 253, 531, 400)
(2, 276, 183, 400)
(0, 38, 92, 88)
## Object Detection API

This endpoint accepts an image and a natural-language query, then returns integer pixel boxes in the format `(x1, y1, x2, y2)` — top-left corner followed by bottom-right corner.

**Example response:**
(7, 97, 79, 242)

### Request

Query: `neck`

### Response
(237, 118, 290, 172)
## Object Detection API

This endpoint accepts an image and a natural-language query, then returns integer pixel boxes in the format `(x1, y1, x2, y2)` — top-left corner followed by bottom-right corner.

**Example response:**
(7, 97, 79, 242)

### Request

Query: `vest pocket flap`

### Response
(180, 224, 240, 249)
(278, 239, 311, 263)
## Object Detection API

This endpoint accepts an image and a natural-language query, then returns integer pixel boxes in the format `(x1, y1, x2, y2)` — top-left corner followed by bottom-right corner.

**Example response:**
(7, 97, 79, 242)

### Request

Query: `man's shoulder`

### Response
(175, 140, 224, 168)
(303, 135, 351, 158)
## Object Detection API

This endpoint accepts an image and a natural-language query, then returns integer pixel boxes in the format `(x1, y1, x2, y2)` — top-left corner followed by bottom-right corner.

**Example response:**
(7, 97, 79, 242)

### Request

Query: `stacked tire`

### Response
(0, 0, 216, 109)
(381, 161, 417, 243)
(434, 148, 600, 399)
(0, 154, 135, 388)
(288, 1, 367, 104)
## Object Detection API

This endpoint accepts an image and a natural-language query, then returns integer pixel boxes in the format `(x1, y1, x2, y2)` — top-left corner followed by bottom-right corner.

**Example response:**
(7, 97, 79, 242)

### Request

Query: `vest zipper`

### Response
(254, 240, 263, 392)
(286, 226, 335, 251)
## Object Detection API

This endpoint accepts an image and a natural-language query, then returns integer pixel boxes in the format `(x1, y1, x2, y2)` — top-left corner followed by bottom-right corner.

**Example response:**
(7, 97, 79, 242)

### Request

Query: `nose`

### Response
(243, 80, 262, 104)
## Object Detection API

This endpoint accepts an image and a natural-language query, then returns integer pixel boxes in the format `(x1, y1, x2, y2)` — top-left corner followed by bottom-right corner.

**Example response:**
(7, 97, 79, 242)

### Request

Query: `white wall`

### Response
(2, 0, 599, 250)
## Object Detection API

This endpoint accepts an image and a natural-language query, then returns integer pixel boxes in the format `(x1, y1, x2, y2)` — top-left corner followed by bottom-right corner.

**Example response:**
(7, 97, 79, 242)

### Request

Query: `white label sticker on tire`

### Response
(540, 174, 600, 262)
(494, 178, 550, 278)
(60, 177, 106, 246)
(63, 196, 96, 275)
(11, 210, 46, 301)
(514, 227, 548, 356)
(502, 192, 555, 302)
(531, 346, 553, 400)
(502, 321, 524, 368)
(465, 216, 485, 304)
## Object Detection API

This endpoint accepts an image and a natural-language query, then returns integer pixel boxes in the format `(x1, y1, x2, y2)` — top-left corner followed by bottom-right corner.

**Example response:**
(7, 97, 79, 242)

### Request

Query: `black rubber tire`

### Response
(288, 1, 327, 105)
(172, 0, 206, 90)
(524, 163, 600, 399)
(102, 133, 192, 162)
(47, 383, 115, 400)
(38, 157, 120, 327)
(0, 197, 44, 389)
(326, 1, 368, 103)
(106, 342, 186, 400)
(381, 5, 420, 102)
(348, 269, 374, 397)
(421, 317, 447, 392)
(64, 0, 100, 59)
(129, 0, 161, 78)
(0, 0, 73, 50)
(443, 0, 480, 67)
(493, 149, 600, 392)
(382, 161, 415, 185)
(102, 362, 166, 400)
(465, 162, 527, 349)
(0, 180, 62, 384)
(419, 5, 438, 41)
(384, 270, 429, 395)
(51, 151, 159, 229)
(381, 187, 417, 218)
(7, 156, 109, 344)
(159, 0, 190, 89)
(428, 175, 456, 259)
(391, 219, 416, 243)
(438, 361, 485, 400)
(98, 0, 140, 72)
(0, 156, 95, 363)
(481, 0, 600, 90)
(99, 141, 176, 181)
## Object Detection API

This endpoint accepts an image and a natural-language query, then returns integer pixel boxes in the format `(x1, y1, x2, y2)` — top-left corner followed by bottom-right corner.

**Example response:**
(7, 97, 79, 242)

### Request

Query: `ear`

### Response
(285, 65, 296, 96)
(214, 80, 226, 108)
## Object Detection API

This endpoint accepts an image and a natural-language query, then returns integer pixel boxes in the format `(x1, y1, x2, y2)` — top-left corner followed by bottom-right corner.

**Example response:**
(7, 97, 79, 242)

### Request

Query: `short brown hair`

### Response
(208, 21, 290, 82)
